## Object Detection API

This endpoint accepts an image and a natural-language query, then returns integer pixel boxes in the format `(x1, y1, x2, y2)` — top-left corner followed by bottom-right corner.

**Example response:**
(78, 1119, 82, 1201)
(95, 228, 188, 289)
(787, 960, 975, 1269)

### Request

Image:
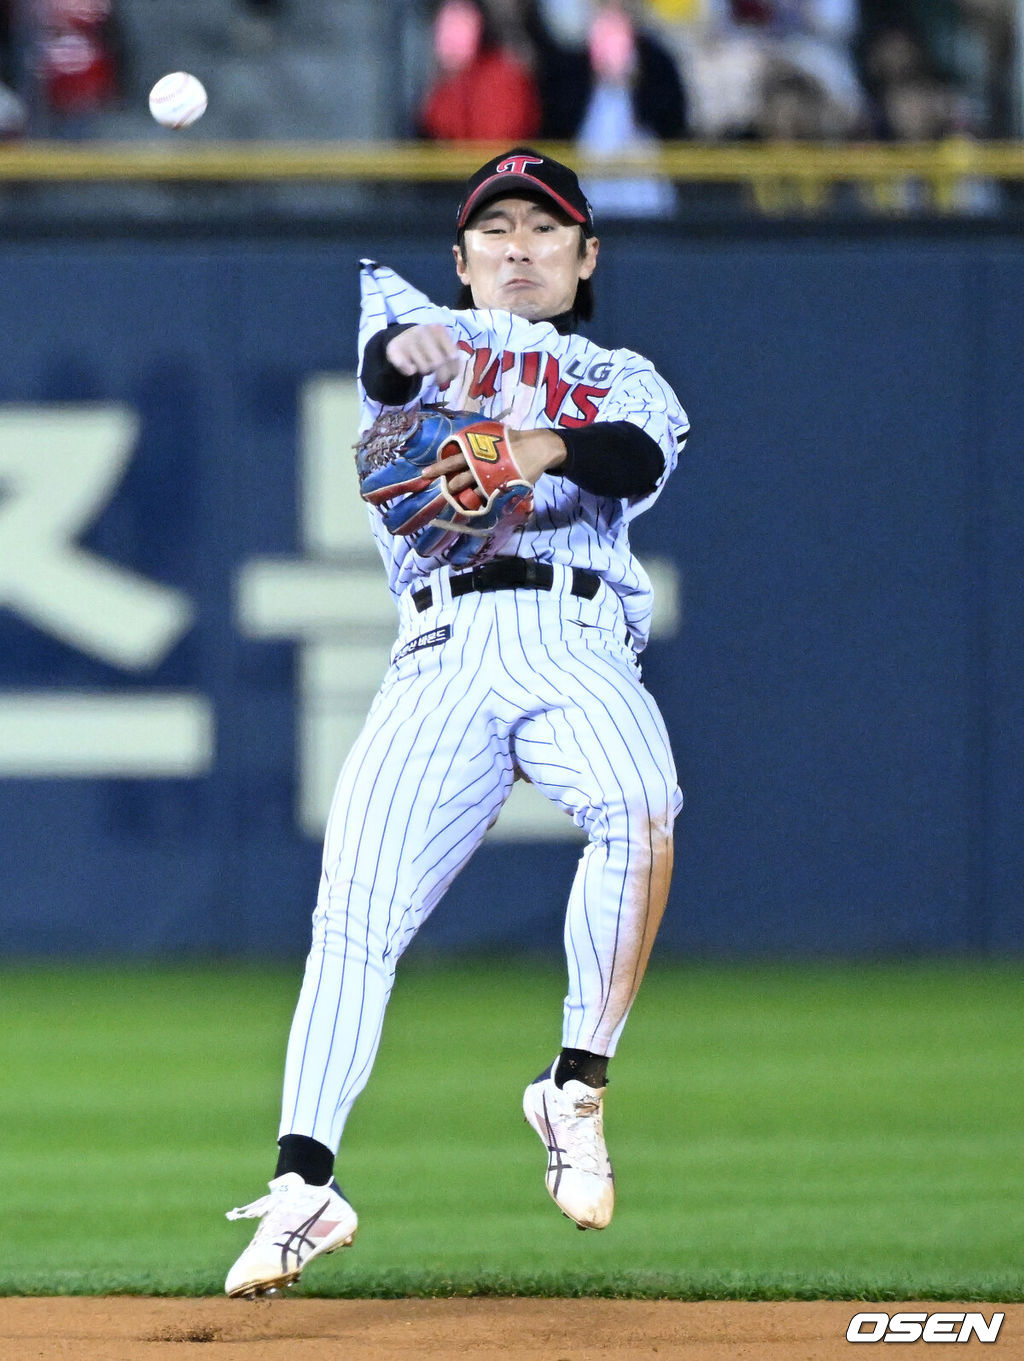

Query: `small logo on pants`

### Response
(394, 625, 451, 664)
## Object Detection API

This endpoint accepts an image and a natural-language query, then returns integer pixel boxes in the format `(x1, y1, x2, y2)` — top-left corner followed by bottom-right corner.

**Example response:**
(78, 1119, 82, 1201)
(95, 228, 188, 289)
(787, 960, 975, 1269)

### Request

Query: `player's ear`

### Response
(579, 236, 599, 282)
(453, 241, 470, 286)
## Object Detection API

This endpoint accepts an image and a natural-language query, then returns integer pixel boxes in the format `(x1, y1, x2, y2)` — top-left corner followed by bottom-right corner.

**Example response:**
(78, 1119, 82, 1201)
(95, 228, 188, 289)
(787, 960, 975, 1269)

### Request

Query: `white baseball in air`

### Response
(148, 72, 207, 129)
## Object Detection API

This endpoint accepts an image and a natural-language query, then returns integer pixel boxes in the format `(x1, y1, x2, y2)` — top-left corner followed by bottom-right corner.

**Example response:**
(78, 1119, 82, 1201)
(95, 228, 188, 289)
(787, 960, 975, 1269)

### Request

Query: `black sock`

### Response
(275, 1134, 335, 1186)
(554, 1048, 609, 1090)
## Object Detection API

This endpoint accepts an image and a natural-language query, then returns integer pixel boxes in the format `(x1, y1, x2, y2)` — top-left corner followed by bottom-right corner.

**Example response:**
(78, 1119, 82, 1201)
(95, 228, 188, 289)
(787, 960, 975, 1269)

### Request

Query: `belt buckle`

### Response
(469, 566, 487, 594)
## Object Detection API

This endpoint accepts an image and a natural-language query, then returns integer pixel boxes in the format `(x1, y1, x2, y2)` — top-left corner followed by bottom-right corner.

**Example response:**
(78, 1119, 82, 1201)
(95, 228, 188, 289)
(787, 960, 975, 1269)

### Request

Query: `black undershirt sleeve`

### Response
(556, 421, 666, 499)
(360, 324, 668, 499)
(360, 323, 420, 406)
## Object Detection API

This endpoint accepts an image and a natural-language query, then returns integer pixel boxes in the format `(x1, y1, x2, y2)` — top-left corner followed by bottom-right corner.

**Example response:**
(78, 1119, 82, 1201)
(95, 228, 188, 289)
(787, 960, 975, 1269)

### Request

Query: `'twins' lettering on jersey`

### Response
(450, 344, 612, 428)
(356, 261, 690, 650)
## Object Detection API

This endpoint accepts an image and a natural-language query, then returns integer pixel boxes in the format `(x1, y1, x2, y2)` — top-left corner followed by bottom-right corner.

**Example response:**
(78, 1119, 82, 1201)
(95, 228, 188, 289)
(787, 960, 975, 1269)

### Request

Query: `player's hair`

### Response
(454, 225, 595, 324)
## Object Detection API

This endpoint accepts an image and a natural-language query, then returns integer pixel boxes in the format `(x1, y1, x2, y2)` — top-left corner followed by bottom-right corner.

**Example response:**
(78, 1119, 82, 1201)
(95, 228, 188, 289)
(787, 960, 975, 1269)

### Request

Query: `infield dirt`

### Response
(2, 1297, 1022, 1360)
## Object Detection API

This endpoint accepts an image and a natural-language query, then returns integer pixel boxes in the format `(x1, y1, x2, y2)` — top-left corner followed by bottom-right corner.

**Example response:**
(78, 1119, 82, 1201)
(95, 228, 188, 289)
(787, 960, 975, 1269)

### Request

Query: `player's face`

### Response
(454, 197, 599, 320)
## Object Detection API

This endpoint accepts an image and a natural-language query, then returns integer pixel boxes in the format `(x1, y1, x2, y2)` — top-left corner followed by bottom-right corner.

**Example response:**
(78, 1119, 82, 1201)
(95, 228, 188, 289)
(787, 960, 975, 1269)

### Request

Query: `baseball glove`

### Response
(355, 404, 534, 567)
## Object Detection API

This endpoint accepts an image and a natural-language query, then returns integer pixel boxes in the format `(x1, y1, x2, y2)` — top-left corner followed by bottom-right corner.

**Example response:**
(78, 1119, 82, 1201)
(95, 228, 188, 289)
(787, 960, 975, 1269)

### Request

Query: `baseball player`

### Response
(225, 147, 689, 1298)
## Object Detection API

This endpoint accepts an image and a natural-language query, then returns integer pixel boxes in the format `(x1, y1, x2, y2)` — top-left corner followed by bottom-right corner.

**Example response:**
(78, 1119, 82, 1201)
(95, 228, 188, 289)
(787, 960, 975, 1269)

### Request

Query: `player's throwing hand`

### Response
(385, 323, 463, 384)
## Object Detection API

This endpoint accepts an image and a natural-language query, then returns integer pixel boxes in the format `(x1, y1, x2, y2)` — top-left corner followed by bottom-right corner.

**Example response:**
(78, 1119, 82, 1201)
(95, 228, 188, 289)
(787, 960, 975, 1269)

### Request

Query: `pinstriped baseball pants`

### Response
(279, 566, 683, 1152)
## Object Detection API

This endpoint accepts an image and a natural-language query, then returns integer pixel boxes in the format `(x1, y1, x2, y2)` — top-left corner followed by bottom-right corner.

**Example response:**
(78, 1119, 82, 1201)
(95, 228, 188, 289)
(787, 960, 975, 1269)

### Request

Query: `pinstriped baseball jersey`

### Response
(358, 261, 689, 651)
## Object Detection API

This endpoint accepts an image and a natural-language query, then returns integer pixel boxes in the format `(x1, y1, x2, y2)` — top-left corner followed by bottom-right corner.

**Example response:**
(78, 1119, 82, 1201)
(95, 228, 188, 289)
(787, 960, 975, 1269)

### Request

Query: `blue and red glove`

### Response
(355, 404, 534, 565)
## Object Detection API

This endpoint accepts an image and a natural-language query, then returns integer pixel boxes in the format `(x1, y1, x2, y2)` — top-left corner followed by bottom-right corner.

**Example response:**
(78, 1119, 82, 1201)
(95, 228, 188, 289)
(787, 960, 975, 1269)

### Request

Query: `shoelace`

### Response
(226, 1185, 332, 1240)
(226, 1192, 278, 1221)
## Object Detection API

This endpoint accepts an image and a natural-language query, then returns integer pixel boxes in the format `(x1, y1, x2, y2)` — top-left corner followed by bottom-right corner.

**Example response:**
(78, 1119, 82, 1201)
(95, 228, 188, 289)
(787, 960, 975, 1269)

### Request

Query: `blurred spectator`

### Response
(585, 1, 687, 139)
(859, 0, 1017, 137)
(856, 19, 1003, 215)
(879, 74, 1001, 213)
(573, 1, 687, 216)
(0, 0, 27, 138)
(956, 0, 1016, 136)
(880, 72, 962, 140)
(417, 0, 542, 141)
(747, 0, 865, 132)
(658, 5, 766, 137)
(755, 58, 835, 138)
(525, 0, 687, 141)
(512, 2, 686, 216)
(857, 20, 996, 138)
(859, 24, 946, 133)
(859, 21, 933, 96)
(653, 0, 866, 138)
(744, 58, 843, 213)
(35, 0, 123, 130)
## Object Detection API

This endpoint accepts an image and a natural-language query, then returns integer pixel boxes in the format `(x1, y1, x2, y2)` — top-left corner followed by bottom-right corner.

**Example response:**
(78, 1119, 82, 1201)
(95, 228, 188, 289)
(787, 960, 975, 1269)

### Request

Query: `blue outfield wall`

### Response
(0, 224, 1021, 958)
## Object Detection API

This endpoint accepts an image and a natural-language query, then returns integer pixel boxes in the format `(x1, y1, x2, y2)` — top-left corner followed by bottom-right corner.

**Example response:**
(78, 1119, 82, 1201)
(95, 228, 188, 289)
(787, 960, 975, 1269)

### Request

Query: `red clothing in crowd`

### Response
(38, 0, 120, 115)
(419, 47, 541, 141)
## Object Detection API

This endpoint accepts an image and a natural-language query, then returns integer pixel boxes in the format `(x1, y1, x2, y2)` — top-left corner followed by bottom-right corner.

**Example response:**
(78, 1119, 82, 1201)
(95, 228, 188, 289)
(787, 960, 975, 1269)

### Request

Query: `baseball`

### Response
(148, 72, 207, 129)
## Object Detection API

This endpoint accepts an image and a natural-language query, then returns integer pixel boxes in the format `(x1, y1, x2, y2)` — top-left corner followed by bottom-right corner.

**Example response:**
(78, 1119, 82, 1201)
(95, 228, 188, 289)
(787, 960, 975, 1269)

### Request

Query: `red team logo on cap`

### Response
(496, 155, 545, 175)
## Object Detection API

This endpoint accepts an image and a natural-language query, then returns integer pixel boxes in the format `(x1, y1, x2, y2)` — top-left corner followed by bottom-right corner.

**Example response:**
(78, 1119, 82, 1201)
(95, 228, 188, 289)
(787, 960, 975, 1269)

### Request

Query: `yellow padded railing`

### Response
(2, 139, 1023, 213)
(2, 138, 1023, 179)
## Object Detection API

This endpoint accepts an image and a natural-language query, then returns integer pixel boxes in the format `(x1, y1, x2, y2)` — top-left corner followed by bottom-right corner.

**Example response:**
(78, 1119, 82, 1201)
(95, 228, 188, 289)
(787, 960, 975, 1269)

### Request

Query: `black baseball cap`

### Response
(456, 147, 595, 235)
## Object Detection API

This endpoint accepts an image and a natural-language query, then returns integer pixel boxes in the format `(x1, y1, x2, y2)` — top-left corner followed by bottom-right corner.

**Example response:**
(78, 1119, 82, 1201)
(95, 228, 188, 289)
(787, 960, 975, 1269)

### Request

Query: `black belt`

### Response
(412, 559, 600, 613)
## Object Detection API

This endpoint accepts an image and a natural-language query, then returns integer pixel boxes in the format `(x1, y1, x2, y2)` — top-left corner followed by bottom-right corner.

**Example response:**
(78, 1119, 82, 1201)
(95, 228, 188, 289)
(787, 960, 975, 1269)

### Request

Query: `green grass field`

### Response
(0, 957, 1020, 1300)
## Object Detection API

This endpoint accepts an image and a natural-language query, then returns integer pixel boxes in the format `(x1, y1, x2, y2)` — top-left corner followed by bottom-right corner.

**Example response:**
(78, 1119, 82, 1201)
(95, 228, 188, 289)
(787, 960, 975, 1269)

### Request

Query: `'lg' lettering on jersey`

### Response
(451, 344, 611, 428)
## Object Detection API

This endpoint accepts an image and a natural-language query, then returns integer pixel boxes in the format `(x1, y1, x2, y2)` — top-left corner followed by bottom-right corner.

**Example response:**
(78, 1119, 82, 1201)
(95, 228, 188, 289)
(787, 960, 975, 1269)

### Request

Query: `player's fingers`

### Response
(421, 327, 462, 373)
(423, 323, 461, 358)
(415, 336, 461, 381)
(423, 452, 468, 479)
(444, 470, 475, 495)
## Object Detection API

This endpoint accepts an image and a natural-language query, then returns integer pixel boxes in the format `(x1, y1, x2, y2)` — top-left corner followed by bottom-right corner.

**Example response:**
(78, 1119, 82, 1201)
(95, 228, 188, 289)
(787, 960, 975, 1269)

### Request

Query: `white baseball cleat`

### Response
(523, 1061, 614, 1230)
(224, 1172, 358, 1298)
